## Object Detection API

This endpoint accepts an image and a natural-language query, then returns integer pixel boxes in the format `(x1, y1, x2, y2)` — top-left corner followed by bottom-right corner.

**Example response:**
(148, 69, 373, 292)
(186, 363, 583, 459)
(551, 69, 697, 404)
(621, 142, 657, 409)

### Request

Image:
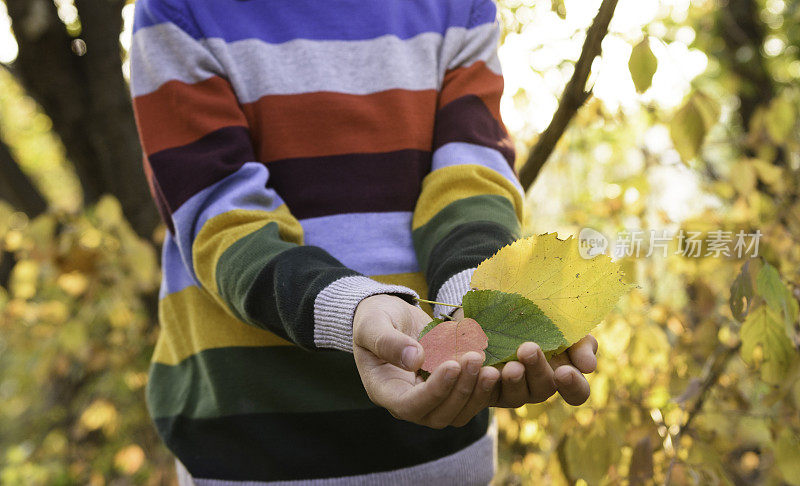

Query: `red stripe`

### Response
(133, 76, 249, 156)
(134, 79, 439, 161)
(439, 62, 504, 123)
(243, 89, 437, 162)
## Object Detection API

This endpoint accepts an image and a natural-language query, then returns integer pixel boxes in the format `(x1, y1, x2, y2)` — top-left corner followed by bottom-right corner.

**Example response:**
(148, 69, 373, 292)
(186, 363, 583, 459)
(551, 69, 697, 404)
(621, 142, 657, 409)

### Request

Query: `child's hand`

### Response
(450, 309, 598, 407)
(352, 294, 501, 428)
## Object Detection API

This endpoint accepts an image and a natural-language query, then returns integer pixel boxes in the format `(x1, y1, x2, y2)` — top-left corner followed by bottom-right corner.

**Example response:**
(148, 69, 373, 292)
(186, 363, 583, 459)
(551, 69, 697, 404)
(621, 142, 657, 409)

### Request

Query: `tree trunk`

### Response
(0, 139, 48, 287)
(0, 138, 48, 217)
(715, 0, 775, 132)
(5, 0, 159, 238)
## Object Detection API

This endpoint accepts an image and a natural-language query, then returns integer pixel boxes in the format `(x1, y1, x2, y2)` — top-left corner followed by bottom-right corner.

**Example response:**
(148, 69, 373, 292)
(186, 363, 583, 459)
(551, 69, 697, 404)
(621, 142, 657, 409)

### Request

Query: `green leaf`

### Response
(729, 260, 756, 322)
(550, 0, 567, 19)
(462, 289, 568, 366)
(670, 98, 705, 163)
(418, 318, 445, 340)
(670, 92, 720, 163)
(756, 262, 799, 340)
(692, 91, 721, 129)
(740, 305, 795, 385)
(628, 38, 657, 93)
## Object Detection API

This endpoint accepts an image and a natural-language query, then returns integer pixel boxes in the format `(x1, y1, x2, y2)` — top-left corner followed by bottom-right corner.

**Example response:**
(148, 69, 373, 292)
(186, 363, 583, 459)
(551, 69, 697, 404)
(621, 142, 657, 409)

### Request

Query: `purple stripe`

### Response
(171, 162, 286, 281)
(267, 150, 430, 220)
(433, 95, 515, 164)
(133, 0, 202, 38)
(301, 212, 419, 276)
(432, 142, 523, 196)
(159, 232, 197, 299)
(148, 126, 254, 213)
(133, 0, 483, 42)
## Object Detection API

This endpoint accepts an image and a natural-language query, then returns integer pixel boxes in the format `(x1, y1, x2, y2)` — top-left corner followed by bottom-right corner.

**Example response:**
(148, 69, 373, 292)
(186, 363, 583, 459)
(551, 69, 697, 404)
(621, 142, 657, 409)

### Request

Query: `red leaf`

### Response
(418, 318, 488, 372)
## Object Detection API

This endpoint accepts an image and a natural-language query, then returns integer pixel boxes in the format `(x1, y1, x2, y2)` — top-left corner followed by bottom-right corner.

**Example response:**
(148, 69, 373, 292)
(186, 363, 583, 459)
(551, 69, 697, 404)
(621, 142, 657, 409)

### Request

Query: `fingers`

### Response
(422, 352, 483, 428)
(517, 342, 557, 403)
(497, 360, 529, 408)
(451, 366, 501, 427)
(388, 360, 461, 420)
(353, 310, 424, 371)
(567, 335, 598, 374)
(554, 365, 591, 405)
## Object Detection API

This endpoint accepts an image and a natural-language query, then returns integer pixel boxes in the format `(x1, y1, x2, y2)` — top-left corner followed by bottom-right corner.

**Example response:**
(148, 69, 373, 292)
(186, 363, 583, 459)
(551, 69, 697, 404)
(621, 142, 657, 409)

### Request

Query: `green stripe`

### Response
(412, 194, 519, 272)
(147, 346, 375, 419)
(215, 221, 296, 324)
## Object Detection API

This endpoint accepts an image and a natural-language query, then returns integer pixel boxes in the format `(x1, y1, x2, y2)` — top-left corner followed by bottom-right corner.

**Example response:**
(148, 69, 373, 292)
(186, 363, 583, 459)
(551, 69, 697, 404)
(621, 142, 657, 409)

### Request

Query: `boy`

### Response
(129, 0, 598, 483)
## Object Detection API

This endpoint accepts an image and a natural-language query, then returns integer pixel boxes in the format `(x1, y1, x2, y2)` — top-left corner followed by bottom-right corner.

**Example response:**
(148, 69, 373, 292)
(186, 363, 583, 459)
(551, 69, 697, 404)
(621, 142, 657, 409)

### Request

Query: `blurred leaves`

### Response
(0, 196, 165, 484)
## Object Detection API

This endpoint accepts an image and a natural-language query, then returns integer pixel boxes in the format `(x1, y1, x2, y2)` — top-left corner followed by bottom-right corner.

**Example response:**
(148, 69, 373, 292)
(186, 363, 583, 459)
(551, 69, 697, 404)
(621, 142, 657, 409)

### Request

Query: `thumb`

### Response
(354, 313, 424, 371)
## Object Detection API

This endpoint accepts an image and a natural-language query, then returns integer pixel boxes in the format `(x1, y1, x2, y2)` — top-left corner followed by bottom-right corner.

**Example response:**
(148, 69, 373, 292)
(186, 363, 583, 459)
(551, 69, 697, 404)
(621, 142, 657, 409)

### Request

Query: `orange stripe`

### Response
(439, 62, 504, 123)
(242, 89, 437, 162)
(133, 76, 249, 155)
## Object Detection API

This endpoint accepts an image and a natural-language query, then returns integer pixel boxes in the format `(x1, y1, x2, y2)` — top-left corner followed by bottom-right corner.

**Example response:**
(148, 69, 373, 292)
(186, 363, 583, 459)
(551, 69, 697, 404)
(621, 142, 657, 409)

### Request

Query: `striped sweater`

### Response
(129, 0, 524, 483)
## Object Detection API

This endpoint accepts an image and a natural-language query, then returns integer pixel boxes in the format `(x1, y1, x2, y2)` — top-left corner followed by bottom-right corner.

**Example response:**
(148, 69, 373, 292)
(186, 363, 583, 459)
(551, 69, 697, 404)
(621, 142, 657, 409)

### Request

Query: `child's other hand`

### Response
(352, 295, 501, 429)
(450, 308, 597, 407)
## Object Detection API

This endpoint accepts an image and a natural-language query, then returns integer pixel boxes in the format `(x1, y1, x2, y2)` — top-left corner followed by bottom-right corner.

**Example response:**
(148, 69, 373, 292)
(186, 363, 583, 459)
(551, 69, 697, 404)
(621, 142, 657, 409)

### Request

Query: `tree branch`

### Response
(518, 0, 619, 191)
(664, 341, 741, 485)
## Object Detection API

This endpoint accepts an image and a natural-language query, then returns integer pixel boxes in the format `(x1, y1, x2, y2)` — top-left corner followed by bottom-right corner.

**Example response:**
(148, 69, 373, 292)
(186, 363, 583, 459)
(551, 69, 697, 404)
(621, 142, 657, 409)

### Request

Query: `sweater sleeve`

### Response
(411, 0, 524, 318)
(130, 0, 418, 352)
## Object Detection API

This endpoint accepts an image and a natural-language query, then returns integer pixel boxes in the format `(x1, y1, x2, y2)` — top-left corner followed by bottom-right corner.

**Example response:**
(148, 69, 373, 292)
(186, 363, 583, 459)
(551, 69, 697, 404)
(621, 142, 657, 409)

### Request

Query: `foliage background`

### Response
(0, 0, 799, 484)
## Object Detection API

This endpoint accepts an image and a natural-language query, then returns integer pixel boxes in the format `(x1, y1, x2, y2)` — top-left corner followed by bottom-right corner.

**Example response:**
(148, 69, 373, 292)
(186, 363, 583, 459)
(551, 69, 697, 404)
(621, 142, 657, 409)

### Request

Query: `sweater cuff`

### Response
(432, 267, 476, 318)
(313, 275, 419, 353)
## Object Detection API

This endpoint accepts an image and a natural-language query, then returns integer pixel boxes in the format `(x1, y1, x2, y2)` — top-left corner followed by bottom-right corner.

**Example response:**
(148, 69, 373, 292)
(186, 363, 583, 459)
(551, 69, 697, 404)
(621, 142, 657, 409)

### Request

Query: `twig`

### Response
(414, 297, 462, 309)
(518, 0, 619, 190)
(664, 341, 741, 485)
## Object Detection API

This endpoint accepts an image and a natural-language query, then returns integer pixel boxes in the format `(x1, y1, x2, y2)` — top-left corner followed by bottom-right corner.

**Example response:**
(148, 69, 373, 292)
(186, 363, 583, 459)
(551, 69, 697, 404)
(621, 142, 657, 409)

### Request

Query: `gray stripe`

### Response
(433, 267, 476, 318)
(444, 22, 502, 72)
(130, 23, 501, 99)
(177, 422, 496, 485)
(313, 276, 418, 352)
(129, 22, 221, 97)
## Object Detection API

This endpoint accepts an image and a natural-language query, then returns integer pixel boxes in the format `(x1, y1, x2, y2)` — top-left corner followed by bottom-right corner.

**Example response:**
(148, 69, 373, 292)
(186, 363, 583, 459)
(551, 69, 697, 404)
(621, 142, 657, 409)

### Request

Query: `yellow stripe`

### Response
(411, 164, 524, 230)
(153, 285, 292, 366)
(153, 272, 430, 365)
(193, 206, 303, 296)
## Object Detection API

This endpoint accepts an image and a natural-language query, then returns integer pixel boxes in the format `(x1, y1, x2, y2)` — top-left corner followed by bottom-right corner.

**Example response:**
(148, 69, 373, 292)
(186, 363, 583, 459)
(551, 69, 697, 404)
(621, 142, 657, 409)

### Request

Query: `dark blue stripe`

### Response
(155, 408, 489, 481)
(134, 0, 494, 42)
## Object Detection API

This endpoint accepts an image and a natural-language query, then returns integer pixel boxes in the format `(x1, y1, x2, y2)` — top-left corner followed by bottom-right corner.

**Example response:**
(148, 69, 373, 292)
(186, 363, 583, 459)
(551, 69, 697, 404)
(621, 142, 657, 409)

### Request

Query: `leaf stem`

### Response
(414, 297, 462, 309)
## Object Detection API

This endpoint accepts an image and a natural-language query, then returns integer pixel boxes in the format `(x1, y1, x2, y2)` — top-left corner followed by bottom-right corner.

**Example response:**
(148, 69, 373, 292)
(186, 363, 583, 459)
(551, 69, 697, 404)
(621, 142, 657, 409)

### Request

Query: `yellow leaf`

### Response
(9, 260, 39, 300)
(57, 271, 89, 297)
(79, 399, 118, 435)
(114, 445, 145, 475)
(470, 233, 631, 344)
(775, 430, 800, 486)
(740, 305, 795, 385)
(764, 93, 797, 144)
